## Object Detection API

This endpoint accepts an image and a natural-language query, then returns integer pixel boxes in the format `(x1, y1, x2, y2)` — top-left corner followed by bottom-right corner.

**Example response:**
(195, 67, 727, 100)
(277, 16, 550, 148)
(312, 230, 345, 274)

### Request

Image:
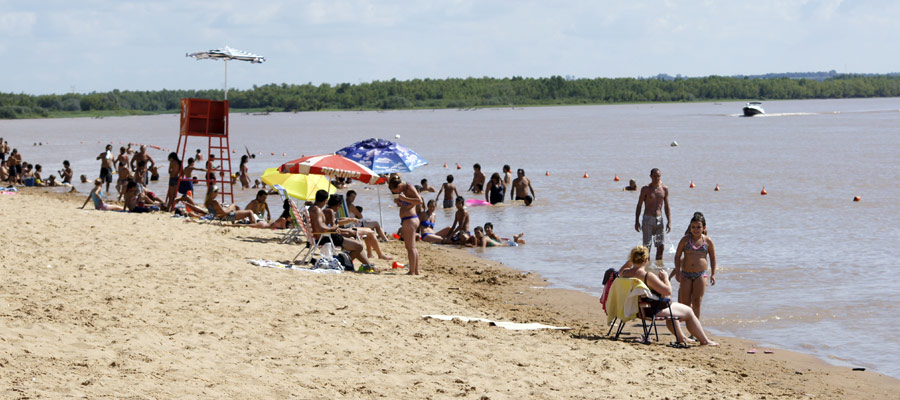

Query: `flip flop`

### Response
(747, 349, 758, 354)
(764, 350, 774, 354)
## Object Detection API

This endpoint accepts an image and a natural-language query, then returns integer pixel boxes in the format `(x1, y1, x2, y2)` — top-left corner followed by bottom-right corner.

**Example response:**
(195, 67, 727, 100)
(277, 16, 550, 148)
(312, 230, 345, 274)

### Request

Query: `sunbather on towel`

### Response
(618, 245, 718, 346)
(204, 185, 258, 224)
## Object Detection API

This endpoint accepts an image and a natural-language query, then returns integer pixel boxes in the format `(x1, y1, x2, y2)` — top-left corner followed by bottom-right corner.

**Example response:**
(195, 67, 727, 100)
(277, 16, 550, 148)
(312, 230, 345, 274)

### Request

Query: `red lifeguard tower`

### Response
(176, 98, 234, 204)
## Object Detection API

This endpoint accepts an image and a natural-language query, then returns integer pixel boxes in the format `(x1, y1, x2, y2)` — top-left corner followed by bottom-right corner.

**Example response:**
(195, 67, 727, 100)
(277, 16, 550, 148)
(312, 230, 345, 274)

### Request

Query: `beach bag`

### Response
(312, 243, 342, 270)
(335, 252, 354, 271)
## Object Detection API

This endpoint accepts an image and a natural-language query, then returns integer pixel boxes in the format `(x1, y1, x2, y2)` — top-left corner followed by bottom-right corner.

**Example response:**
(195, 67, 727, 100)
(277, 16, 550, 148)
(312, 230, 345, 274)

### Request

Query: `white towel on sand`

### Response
(422, 315, 570, 331)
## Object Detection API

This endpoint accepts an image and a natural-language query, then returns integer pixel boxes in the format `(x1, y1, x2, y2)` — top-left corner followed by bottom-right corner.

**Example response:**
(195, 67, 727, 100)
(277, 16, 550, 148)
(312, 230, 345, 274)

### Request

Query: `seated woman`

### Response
(617, 245, 718, 346)
(345, 190, 388, 241)
(80, 178, 124, 211)
(123, 180, 161, 213)
(416, 200, 445, 244)
(204, 185, 258, 224)
(325, 195, 392, 260)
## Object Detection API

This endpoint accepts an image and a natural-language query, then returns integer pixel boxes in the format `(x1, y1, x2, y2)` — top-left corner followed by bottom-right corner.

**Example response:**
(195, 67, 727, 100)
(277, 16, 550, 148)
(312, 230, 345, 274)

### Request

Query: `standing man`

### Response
(130, 145, 155, 185)
(96, 144, 115, 193)
(468, 163, 486, 194)
(510, 168, 536, 206)
(635, 168, 671, 267)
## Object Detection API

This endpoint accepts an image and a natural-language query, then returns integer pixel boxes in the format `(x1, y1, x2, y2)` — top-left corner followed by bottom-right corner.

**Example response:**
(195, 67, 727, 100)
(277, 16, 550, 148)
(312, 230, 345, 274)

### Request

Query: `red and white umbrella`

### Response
(278, 154, 383, 185)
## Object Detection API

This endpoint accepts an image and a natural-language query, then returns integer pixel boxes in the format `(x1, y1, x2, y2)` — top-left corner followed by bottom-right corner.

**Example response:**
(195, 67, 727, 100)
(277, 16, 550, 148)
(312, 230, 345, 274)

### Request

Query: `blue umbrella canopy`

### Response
(336, 138, 428, 174)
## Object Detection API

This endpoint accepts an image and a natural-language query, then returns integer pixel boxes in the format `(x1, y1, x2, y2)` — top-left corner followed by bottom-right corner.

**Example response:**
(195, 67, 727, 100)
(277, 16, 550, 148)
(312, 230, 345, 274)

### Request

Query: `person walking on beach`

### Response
(468, 163, 485, 194)
(510, 168, 535, 206)
(389, 173, 423, 275)
(670, 212, 716, 319)
(96, 144, 115, 193)
(635, 168, 671, 267)
(435, 175, 460, 209)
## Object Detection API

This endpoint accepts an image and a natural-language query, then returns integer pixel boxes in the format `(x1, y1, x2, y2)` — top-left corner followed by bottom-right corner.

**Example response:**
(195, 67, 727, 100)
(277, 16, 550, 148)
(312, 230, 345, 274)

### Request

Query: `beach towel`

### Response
(422, 315, 571, 331)
(248, 259, 342, 274)
(605, 278, 653, 325)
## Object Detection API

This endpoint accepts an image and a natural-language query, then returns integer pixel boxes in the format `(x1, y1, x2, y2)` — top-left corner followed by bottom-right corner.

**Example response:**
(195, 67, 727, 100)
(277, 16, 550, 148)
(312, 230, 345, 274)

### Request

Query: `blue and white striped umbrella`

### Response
(336, 138, 428, 174)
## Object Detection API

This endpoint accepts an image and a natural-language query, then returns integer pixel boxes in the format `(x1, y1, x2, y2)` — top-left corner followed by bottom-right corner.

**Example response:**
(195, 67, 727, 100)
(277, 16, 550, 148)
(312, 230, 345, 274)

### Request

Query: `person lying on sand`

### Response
(470, 226, 525, 249)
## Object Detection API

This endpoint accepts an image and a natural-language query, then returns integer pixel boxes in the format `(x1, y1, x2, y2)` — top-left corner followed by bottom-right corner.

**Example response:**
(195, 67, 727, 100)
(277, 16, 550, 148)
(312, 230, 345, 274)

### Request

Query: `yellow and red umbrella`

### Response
(260, 168, 336, 201)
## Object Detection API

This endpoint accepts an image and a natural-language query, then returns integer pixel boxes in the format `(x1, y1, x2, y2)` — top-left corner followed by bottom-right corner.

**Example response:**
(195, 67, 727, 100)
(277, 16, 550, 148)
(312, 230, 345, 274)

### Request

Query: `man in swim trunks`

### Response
(435, 175, 460, 209)
(635, 168, 671, 266)
(468, 163, 485, 194)
(510, 168, 535, 206)
(96, 144, 115, 193)
(309, 189, 372, 270)
(130, 145, 155, 185)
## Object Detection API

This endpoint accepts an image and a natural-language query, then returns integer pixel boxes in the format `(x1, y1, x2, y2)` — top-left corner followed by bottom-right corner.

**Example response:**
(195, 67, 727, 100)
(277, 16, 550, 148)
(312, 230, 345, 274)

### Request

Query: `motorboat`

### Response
(742, 102, 765, 116)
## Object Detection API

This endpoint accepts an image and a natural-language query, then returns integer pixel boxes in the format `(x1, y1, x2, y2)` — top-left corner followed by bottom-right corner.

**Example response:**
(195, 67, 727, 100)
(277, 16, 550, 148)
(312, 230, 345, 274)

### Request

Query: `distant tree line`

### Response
(2, 74, 900, 119)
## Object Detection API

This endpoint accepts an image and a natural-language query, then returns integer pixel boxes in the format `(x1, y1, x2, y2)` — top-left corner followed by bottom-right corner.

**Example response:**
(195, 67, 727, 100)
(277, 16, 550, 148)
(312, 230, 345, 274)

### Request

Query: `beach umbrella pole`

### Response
(377, 185, 384, 228)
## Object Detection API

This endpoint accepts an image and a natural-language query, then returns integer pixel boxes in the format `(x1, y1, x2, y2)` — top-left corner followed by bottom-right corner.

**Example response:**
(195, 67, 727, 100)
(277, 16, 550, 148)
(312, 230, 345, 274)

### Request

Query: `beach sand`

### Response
(2, 189, 898, 399)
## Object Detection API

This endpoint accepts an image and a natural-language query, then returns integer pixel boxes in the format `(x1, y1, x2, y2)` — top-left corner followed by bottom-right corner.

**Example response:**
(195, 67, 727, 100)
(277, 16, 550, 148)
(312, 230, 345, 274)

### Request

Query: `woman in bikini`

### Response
(80, 178, 124, 211)
(620, 246, 718, 346)
(669, 212, 717, 319)
(164, 152, 181, 210)
(417, 200, 445, 244)
(389, 173, 423, 275)
(239, 155, 251, 190)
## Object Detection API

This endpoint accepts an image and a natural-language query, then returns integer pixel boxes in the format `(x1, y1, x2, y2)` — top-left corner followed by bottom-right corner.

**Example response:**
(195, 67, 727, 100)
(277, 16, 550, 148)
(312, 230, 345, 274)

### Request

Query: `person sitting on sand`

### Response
(309, 189, 373, 270)
(470, 226, 525, 248)
(435, 196, 470, 245)
(483, 222, 526, 245)
(346, 190, 389, 241)
(0, 160, 8, 182)
(33, 164, 45, 186)
(80, 174, 88, 184)
(468, 163, 485, 194)
(80, 178, 124, 211)
(46, 175, 60, 187)
(324, 195, 392, 261)
(435, 174, 461, 209)
(204, 185, 258, 224)
(417, 200, 445, 244)
(618, 245, 718, 346)
(244, 189, 272, 221)
(123, 180, 161, 213)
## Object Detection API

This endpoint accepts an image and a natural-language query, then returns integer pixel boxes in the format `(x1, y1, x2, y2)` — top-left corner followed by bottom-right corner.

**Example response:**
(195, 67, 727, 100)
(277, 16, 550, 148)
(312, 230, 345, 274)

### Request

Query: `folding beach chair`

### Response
(273, 185, 305, 244)
(292, 206, 327, 264)
(604, 276, 682, 345)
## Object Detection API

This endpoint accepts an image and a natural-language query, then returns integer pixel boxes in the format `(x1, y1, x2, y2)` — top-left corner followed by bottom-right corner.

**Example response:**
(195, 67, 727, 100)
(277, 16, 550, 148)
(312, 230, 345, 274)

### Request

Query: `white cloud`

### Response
(0, 11, 36, 36)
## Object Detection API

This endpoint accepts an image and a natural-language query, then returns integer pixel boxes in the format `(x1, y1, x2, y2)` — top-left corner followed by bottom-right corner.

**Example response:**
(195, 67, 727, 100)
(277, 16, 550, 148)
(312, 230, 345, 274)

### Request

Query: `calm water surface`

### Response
(3, 97, 899, 378)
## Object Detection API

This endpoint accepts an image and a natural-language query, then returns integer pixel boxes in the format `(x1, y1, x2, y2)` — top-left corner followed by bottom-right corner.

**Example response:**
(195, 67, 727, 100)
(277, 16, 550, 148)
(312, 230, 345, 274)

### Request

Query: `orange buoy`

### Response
(689, 180, 695, 188)
(545, 171, 550, 176)
(443, 163, 447, 168)
(583, 172, 589, 178)
(853, 196, 861, 202)
(761, 187, 768, 195)
(614, 175, 620, 182)
(714, 184, 720, 191)
(456, 163, 461, 170)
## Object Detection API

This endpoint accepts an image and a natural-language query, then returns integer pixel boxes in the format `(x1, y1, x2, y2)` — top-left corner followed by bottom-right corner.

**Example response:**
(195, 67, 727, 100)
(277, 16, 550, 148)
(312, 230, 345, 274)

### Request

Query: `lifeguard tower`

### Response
(175, 98, 234, 204)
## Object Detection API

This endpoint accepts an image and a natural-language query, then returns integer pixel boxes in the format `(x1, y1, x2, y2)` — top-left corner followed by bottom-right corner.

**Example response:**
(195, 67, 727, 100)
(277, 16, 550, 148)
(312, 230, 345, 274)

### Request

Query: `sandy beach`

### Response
(2, 188, 899, 399)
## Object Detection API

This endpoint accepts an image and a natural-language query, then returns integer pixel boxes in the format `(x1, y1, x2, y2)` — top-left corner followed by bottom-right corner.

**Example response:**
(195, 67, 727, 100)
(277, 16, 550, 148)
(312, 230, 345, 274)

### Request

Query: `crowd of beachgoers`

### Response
(2, 135, 725, 347)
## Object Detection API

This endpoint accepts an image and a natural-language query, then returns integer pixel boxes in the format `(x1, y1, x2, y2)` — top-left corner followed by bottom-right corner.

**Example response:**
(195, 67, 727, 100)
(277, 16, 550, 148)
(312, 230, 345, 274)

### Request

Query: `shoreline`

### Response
(2, 188, 899, 398)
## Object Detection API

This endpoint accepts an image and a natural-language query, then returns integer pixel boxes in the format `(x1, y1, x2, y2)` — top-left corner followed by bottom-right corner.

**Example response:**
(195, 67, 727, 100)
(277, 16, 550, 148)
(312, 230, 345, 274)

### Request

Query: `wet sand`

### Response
(1, 188, 898, 399)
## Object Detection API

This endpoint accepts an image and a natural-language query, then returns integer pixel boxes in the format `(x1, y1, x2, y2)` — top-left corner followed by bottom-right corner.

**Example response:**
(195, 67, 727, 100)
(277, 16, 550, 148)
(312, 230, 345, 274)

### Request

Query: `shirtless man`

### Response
(59, 160, 73, 185)
(435, 175, 460, 209)
(635, 168, 671, 266)
(244, 190, 272, 221)
(419, 178, 436, 193)
(96, 144, 115, 192)
(436, 196, 471, 245)
(510, 168, 535, 206)
(116, 147, 130, 170)
(130, 145, 155, 185)
(309, 189, 373, 270)
(468, 163, 486, 194)
(502, 165, 513, 189)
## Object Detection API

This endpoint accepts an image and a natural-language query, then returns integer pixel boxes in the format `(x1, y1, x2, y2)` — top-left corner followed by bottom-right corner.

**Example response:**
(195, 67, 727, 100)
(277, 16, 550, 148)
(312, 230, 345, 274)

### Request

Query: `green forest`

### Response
(2, 74, 900, 119)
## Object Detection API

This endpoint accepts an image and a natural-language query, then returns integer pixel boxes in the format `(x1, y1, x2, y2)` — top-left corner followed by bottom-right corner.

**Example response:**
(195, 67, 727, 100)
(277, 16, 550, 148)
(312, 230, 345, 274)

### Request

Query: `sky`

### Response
(2, 0, 900, 95)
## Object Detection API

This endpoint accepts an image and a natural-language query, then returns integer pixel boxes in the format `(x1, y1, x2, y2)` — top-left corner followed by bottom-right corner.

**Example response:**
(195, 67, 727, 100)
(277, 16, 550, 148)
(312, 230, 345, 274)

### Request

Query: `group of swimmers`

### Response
(464, 163, 536, 206)
(0, 138, 75, 188)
